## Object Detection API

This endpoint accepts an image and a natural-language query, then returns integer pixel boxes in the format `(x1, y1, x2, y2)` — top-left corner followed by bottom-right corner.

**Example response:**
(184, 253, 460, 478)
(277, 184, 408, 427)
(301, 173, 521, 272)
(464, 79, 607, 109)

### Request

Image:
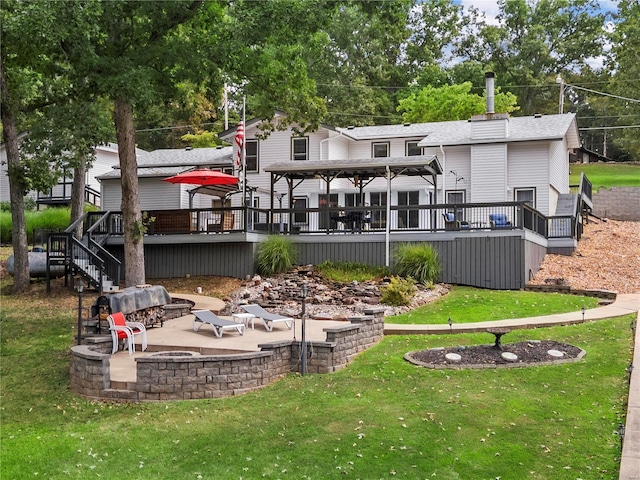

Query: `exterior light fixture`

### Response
(300, 283, 308, 376)
(618, 423, 626, 450)
(581, 306, 585, 322)
(448, 317, 453, 332)
(76, 278, 85, 346)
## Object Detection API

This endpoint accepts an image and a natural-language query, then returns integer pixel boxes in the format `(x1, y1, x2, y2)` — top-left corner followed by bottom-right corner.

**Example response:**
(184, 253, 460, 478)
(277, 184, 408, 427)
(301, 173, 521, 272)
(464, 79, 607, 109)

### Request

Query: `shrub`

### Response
(379, 276, 416, 306)
(1, 207, 71, 244)
(392, 242, 441, 286)
(317, 260, 389, 283)
(255, 235, 298, 275)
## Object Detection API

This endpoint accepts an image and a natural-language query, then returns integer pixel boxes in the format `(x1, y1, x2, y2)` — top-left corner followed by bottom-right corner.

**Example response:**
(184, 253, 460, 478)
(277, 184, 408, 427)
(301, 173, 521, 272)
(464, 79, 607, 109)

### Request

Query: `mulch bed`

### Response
(406, 340, 585, 369)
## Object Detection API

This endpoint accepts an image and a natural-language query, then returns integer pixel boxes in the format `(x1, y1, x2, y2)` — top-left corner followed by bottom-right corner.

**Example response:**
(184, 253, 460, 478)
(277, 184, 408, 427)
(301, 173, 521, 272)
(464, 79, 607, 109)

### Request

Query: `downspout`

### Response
(385, 165, 391, 267)
(319, 129, 346, 162)
(439, 145, 446, 205)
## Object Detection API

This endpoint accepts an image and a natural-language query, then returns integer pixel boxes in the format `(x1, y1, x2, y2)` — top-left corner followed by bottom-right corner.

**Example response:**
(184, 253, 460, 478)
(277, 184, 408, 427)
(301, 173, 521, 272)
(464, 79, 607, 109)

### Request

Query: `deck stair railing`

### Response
(46, 212, 121, 293)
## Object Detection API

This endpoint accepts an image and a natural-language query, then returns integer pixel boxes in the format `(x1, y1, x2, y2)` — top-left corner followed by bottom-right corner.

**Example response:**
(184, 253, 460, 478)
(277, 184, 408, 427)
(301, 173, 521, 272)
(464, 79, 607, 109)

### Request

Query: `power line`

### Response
(579, 125, 640, 130)
(567, 84, 640, 104)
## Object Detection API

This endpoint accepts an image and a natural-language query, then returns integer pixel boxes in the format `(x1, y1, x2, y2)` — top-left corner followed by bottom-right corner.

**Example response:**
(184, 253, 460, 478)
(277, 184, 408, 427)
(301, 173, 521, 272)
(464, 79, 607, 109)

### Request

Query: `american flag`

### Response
(235, 121, 244, 168)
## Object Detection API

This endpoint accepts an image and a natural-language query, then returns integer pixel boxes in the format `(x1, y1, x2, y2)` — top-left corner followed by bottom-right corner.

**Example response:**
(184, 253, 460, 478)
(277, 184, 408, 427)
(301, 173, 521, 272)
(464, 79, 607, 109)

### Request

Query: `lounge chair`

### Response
(108, 312, 148, 355)
(240, 304, 294, 332)
(192, 310, 245, 337)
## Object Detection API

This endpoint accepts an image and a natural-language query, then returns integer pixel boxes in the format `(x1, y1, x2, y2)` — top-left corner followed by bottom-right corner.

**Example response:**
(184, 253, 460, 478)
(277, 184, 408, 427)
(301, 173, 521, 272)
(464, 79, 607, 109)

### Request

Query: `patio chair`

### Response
(443, 212, 469, 231)
(489, 213, 512, 228)
(107, 312, 148, 355)
(192, 310, 245, 337)
(240, 304, 294, 332)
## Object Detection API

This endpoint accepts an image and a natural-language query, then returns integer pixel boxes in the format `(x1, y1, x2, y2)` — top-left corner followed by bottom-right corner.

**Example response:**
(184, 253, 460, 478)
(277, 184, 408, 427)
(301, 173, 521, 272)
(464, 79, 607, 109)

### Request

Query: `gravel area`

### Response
(528, 219, 640, 294)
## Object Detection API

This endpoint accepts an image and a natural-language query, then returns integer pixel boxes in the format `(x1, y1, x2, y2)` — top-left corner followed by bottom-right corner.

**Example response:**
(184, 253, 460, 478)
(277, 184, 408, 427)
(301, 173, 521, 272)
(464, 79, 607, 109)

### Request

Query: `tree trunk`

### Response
(0, 53, 30, 293)
(113, 97, 146, 287)
(70, 161, 87, 239)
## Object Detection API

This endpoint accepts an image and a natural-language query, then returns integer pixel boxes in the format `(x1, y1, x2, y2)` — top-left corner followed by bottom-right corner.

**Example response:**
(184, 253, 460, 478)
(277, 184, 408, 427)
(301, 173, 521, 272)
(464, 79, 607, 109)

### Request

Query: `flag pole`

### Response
(242, 96, 247, 226)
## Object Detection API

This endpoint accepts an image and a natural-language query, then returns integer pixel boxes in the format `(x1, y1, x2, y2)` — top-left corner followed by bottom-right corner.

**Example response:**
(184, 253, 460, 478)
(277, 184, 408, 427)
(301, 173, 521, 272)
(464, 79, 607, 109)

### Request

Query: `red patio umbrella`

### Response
(163, 169, 239, 186)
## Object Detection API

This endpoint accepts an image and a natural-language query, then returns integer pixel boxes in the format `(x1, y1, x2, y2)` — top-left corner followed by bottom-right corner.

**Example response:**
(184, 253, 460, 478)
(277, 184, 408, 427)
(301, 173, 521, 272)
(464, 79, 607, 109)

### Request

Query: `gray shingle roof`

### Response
(97, 146, 234, 179)
(97, 166, 193, 180)
(336, 113, 579, 149)
(416, 113, 579, 147)
(137, 146, 233, 167)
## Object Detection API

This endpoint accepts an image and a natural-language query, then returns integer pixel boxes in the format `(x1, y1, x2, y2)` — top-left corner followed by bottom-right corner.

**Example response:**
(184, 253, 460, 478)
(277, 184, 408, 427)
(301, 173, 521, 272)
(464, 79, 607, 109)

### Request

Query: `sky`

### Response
(456, 0, 619, 24)
(453, 0, 619, 69)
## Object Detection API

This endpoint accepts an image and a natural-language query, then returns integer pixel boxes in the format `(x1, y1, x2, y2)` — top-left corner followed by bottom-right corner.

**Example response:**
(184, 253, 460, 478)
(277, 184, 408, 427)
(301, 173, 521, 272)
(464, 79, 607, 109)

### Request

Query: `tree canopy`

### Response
(398, 83, 520, 123)
(2, 0, 636, 292)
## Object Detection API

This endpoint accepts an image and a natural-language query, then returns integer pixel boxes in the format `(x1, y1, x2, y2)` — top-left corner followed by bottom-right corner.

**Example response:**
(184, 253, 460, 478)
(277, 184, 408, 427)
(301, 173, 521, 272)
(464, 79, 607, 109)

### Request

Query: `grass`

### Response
(0, 206, 72, 245)
(317, 260, 389, 283)
(570, 162, 640, 190)
(387, 285, 601, 324)
(0, 278, 632, 479)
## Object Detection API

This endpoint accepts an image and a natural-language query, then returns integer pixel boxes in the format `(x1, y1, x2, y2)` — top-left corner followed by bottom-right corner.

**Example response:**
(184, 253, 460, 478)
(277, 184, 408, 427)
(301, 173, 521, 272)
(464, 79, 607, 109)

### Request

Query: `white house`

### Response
(97, 146, 234, 211)
(0, 141, 121, 208)
(217, 111, 580, 221)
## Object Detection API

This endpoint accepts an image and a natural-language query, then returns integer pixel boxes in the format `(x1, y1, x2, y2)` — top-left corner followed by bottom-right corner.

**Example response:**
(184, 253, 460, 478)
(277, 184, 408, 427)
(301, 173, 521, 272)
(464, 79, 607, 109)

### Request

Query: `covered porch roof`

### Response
(264, 155, 442, 208)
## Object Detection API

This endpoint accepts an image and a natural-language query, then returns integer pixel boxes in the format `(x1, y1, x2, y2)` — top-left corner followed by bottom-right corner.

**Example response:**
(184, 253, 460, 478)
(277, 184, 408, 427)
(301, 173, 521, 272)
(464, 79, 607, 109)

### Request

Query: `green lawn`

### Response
(570, 162, 640, 190)
(1, 285, 632, 479)
(388, 286, 600, 324)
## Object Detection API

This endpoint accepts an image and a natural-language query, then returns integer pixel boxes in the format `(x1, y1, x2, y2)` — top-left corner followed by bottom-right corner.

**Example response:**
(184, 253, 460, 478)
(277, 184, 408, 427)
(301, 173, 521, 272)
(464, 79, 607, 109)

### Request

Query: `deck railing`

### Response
(94, 202, 579, 240)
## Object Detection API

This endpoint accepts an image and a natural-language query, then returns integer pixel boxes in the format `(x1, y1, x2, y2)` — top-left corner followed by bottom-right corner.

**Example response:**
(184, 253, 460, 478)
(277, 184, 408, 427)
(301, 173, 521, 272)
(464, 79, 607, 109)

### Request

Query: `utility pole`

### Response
(556, 75, 565, 114)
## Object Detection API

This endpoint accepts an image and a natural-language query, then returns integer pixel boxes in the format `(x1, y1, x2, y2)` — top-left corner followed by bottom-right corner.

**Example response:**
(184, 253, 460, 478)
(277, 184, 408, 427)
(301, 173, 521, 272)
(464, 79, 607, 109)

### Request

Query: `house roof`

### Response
(136, 146, 233, 167)
(265, 155, 442, 180)
(218, 110, 336, 141)
(416, 113, 580, 148)
(96, 147, 233, 180)
(97, 166, 192, 180)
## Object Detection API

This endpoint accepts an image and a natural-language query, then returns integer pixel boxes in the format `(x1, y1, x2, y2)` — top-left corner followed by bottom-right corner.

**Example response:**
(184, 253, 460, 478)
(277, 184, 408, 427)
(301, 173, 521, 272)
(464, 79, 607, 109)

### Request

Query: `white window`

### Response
(446, 190, 465, 220)
(293, 196, 308, 225)
(398, 190, 419, 228)
(515, 187, 536, 207)
(406, 141, 421, 156)
(245, 139, 258, 172)
(372, 142, 390, 158)
(292, 137, 308, 161)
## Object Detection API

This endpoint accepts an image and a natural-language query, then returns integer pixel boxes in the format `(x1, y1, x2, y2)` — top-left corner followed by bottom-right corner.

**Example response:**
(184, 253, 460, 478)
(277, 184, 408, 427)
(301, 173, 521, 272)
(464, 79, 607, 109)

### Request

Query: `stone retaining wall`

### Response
(592, 187, 640, 221)
(70, 309, 385, 402)
(525, 284, 617, 300)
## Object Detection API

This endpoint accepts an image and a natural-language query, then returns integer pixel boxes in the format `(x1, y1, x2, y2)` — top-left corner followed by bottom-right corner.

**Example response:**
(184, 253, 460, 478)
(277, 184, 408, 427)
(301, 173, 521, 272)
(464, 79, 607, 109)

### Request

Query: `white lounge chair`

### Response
(241, 304, 294, 332)
(192, 310, 245, 338)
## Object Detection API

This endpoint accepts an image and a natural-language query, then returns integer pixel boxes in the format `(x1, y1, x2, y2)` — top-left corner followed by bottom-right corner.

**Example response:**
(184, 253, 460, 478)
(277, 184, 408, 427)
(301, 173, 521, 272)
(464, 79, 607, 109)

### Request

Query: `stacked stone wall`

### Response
(68, 346, 111, 400)
(592, 187, 640, 221)
(69, 309, 385, 402)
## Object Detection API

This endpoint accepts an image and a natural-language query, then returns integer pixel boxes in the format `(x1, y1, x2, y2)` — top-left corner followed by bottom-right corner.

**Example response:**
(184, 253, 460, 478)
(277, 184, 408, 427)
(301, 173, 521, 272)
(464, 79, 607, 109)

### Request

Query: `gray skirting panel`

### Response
(106, 234, 546, 290)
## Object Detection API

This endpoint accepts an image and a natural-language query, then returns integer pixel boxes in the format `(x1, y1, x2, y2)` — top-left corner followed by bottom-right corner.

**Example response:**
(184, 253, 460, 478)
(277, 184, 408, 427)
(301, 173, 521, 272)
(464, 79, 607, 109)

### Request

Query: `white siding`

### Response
(470, 144, 507, 203)
(549, 139, 569, 193)
(139, 179, 183, 210)
(441, 146, 471, 203)
(101, 178, 182, 211)
(507, 142, 550, 215)
(349, 140, 374, 159)
(326, 134, 349, 161)
(90, 150, 119, 192)
(234, 125, 331, 209)
(471, 119, 509, 139)
(101, 180, 123, 211)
